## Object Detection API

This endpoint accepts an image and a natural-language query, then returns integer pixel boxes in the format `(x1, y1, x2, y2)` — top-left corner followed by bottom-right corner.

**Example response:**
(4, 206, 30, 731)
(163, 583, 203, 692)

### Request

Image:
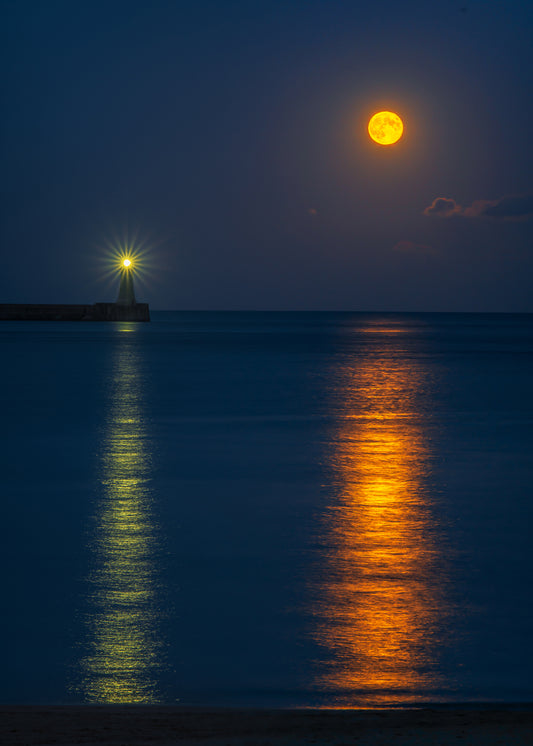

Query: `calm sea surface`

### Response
(1, 312, 532, 706)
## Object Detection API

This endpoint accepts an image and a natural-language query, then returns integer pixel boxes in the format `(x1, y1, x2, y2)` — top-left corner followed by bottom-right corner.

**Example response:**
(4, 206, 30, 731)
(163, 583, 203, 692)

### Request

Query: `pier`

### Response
(0, 303, 150, 321)
(1, 256, 150, 321)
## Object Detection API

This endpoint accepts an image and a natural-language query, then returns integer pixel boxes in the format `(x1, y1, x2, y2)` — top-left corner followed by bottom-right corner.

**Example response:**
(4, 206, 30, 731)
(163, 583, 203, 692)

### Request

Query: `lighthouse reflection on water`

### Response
(313, 319, 449, 705)
(80, 324, 165, 703)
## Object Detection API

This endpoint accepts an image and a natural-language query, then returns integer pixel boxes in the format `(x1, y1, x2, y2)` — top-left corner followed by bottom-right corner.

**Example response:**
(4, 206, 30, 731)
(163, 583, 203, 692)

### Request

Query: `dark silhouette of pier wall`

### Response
(0, 303, 150, 321)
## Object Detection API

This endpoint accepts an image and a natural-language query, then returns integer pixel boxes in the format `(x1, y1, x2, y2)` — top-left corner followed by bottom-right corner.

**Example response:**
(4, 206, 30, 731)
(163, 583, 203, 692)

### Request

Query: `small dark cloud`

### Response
(464, 194, 533, 220)
(393, 240, 436, 255)
(423, 197, 462, 217)
(424, 194, 533, 220)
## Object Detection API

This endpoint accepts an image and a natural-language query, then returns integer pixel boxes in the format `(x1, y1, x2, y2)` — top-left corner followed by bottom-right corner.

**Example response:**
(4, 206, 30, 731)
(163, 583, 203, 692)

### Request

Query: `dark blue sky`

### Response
(2, 0, 533, 310)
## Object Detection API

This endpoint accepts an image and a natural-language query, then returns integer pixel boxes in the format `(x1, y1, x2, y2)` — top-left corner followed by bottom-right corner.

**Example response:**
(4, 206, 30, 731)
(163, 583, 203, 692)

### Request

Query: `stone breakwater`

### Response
(0, 302, 150, 321)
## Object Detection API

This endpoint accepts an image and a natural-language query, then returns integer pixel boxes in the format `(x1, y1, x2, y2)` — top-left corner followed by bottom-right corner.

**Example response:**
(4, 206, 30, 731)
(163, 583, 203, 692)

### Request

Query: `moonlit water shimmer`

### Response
(1, 312, 532, 706)
(312, 320, 448, 704)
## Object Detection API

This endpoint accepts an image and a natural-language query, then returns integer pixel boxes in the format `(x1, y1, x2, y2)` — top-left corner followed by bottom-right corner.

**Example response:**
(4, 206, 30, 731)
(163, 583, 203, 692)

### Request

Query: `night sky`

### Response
(2, 1, 532, 311)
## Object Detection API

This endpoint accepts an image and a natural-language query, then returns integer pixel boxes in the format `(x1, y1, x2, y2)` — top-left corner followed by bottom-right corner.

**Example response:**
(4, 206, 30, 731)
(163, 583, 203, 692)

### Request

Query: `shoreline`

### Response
(3, 705, 533, 745)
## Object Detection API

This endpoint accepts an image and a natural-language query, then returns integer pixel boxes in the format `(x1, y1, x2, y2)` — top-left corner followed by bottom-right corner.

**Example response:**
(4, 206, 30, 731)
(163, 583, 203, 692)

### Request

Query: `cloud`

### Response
(463, 194, 533, 220)
(423, 194, 533, 220)
(423, 198, 462, 217)
(393, 240, 436, 255)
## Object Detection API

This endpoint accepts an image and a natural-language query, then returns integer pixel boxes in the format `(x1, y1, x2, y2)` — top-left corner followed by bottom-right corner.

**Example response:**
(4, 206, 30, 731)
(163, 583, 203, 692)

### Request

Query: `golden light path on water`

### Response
(80, 326, 164, 703)
(313, 321, 447, 705)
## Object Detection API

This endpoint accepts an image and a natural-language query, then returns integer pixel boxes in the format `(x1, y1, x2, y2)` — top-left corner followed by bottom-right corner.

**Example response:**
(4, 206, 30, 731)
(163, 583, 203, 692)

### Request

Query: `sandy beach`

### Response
(2, 706, 533, 746)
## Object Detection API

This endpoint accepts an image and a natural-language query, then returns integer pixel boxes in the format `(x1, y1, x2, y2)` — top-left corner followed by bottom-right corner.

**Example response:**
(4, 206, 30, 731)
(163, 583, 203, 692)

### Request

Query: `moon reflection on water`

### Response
(312, 320, 449, 705)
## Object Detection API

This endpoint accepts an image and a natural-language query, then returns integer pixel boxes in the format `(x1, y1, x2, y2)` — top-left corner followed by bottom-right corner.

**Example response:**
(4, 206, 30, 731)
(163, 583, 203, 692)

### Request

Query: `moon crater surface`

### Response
(368, 111, 404, 145)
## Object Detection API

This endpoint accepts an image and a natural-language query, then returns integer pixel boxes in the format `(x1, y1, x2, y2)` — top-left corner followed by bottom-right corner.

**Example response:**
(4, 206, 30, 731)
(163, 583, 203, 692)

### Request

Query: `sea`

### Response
(1, 311, 532, 707)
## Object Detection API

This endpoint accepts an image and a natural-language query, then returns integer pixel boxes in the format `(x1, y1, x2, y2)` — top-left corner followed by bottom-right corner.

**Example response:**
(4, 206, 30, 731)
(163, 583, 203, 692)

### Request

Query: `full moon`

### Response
(368, 111, 404, 145)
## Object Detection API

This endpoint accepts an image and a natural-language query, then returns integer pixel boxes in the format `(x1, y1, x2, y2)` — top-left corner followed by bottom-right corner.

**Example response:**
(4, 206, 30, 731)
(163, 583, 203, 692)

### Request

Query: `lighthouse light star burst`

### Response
(95, 231, 157, 301)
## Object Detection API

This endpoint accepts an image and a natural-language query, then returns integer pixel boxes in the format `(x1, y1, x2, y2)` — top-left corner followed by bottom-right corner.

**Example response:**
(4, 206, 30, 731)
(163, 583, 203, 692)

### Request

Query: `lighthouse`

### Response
(116, 258, 136, 305)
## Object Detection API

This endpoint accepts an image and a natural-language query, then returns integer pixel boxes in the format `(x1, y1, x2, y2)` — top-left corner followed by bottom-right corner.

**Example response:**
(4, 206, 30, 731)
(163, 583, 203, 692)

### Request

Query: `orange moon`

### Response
(368, 111, 404, 145)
